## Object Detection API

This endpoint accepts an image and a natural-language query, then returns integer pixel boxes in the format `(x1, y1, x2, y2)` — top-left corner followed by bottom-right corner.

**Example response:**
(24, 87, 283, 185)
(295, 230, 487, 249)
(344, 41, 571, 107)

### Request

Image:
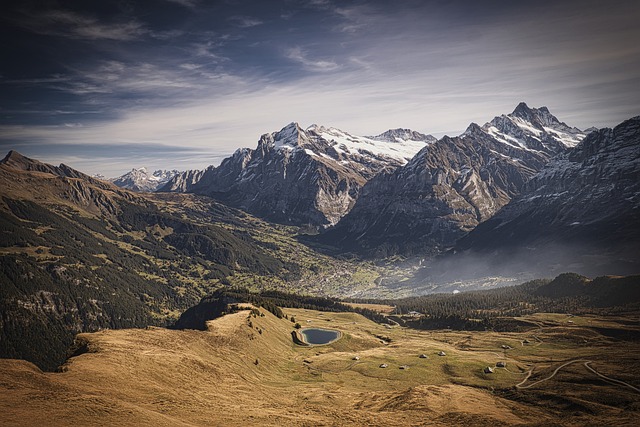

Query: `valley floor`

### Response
(1, 308, 639, 426)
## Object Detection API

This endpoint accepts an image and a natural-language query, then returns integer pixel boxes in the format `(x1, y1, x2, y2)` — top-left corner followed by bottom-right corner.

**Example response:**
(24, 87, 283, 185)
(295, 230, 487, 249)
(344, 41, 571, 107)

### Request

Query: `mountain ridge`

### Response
(315, 103, 587, 257)
(160, 122, 434, 227)
(109, 167, 181, 192)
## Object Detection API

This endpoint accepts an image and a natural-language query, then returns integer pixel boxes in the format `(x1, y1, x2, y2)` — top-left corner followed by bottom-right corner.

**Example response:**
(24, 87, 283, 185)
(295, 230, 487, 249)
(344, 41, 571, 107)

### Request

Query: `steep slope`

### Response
(453, 116, 640, 276)
(110, 167, 180, 192)
(0, 151, 380, 370)
(317, 103, 587, 257)
(161, 123, 433, 227)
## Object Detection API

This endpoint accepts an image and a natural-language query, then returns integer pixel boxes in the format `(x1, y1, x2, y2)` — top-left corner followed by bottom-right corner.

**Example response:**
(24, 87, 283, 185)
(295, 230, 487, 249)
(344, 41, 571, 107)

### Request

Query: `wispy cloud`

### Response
(2, 0, 638, 177)
(164, 0, 199, 9)
(228, 15, 264, 28)
(286, 47, 339, 72)
(18, 9, 146, 41)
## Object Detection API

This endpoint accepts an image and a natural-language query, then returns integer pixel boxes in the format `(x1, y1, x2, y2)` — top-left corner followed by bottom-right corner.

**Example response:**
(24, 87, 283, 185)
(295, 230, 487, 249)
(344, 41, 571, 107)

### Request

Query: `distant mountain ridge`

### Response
(316, 103, 588, 257)
(109, 167, 180, 192)
(161, 123, 435, 227)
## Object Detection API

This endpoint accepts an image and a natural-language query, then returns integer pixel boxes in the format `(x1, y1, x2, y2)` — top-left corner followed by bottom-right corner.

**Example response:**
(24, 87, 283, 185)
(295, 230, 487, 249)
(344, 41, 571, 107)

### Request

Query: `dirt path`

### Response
(516, 359, 590, 389)
(584, 362, 640, 393)
(516, 359, 640, 393)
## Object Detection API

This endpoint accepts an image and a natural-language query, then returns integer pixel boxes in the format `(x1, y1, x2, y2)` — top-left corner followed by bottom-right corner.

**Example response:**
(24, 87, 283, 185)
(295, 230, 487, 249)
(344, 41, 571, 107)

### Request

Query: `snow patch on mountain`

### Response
(110, 167, 181, 192)
(309, 125, 433, 164)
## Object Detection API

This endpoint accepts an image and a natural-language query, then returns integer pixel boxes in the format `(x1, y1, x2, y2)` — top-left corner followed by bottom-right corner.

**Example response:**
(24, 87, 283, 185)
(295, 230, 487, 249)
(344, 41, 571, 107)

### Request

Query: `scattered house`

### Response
(419, 354, 428, 359)
(379, 363, 388, 368)
(399, 365, 409, 370)
(353, 356, 360, 361)
(438, 351, 446, 356)
(407, 311, 422, 318)
(384, 324, 392, 329)
(567, 320, 574, 324)
(523, 339, 531, 344)
(501, 345, 511, 350)
(303, 359, 312, 364)
(484, 367, 494, 374)
(306, 320, 312, 323)
(496, 361, 506, 368)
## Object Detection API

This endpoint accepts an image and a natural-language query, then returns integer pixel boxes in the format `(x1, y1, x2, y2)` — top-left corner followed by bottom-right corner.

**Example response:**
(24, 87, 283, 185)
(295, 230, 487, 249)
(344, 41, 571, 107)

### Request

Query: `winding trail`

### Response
(584, 362, 640, 393)
(516, 359, 640, 393)
(516, 359, 588, 389)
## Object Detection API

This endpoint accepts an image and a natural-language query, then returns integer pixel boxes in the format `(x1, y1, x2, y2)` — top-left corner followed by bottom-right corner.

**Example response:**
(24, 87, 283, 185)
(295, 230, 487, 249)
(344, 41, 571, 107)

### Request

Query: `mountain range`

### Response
(160, 123, 435, 227)
(312, 103, 588, 256)
(109, 167, 180, 192)
(111, 102, 638, 270)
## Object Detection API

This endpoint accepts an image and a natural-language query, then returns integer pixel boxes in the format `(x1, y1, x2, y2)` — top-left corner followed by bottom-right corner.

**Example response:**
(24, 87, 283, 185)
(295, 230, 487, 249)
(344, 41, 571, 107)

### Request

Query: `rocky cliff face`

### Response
(161, 123, 433, 227)
(318, 103, 588, 257)
(453, 116, 640, 275)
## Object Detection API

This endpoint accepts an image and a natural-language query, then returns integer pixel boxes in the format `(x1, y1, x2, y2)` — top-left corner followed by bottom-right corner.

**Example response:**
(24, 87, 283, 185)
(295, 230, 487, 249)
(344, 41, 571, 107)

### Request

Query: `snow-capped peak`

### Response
(479, 102, 587, 152)
(370, 128, 437, 144)
(109, 167, 181, 192)
(307, 124, 430, 164)
(260, 122, 310, 150)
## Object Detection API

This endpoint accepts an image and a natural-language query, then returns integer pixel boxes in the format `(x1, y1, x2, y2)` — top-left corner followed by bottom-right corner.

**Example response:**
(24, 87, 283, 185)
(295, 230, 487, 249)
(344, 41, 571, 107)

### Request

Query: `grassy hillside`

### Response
(0, 154, 381, 370)
(1, 305, 638, 426)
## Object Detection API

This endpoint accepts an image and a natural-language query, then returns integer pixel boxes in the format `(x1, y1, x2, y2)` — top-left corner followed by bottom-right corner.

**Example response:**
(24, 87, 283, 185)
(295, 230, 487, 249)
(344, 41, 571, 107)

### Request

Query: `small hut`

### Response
(496, 361, 506, 368)
(484, 367, 494, 374)
(438, 351, 446, 356)
(419, 354, 428, 359)
(353, 356, 360, 361)
(379, 363, 388, 368)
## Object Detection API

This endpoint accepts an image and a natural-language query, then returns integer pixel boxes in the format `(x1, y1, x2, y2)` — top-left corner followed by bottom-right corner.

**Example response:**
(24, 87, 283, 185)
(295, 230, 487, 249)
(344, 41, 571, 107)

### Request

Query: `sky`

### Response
(1, 0, 639, 176)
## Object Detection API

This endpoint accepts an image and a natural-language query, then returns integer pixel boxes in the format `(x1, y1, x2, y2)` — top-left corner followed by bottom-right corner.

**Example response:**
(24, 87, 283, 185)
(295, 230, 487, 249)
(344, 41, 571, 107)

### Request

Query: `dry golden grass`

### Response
(1, 309, 638, 426)
(343, 302, 396, 314)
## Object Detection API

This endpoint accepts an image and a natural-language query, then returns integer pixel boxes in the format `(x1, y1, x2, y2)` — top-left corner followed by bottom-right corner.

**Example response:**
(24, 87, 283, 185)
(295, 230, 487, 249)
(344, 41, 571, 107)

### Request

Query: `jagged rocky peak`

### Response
(1, 150, 93, 181)
(510, 102, 575, 130)
(455, 116, 640, 276)
(480, 102, 586, 152)
(259, 122, 310, 150)
(1, 150, 42, 169)
(370, 128, 437, 143)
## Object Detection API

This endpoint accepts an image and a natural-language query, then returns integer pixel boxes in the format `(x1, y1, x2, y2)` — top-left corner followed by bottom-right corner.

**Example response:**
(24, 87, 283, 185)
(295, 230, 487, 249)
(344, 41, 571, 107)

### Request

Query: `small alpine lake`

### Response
(299, 328, 342, 345)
